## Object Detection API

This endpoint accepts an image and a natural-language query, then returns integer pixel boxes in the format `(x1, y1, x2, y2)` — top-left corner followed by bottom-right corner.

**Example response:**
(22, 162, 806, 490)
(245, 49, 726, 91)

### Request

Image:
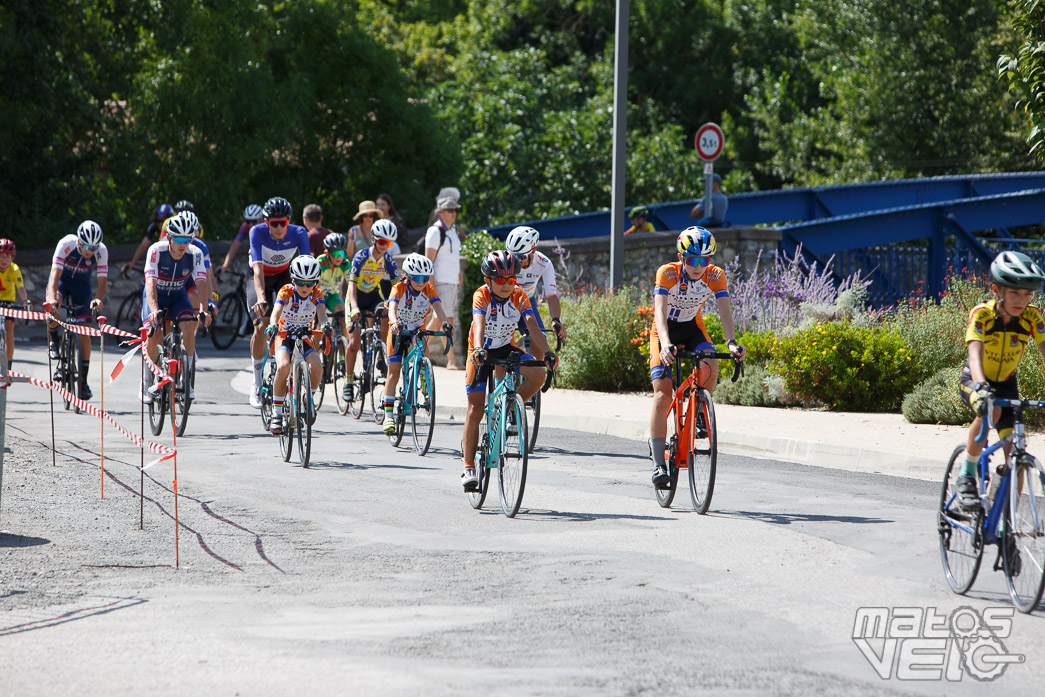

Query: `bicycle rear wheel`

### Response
(688, 388, 717, 514)
(368, 341, 387, 424)
(171, 344, 192, 437)
(411, 357, 436, 455)
(525, 389, 541, 453)
(333, 336, 351, 415)
(938, 445, 984, 595)
(260, 361, 275, 432)
(210, 294, 245, 350)
(1003, 457, 1045, 612)
(60, 334, 78, 412)
(388, 386, 406, 447)
(295, 360, 313, 467)
(349, 349, 367, 419)
(116, 291, 141, 333)
(468, 430, 491, 510)
(498, 393, 529, 518)
(655, 400, 680, 508)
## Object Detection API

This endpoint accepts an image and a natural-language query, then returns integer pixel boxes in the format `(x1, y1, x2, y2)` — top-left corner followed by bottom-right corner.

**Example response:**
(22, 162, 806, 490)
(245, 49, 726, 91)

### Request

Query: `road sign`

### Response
(695, 123, 724, 161)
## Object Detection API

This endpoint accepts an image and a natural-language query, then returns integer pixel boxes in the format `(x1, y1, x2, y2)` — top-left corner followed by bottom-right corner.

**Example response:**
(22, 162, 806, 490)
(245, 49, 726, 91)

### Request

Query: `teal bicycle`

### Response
(938, 395, 1045, 613)
(467, 352, 555, 518)
(387, 328, 451, 455)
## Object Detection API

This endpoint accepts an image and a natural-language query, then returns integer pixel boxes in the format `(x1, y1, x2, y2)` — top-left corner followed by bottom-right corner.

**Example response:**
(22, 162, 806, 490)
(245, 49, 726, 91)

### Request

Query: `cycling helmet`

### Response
(371, 218, 398, 242)
(505, 225, 540, 255)
(289, 255, 322, 283)
(263, 196, 292, 219)
(173, 200, 195, 213)
(76, 220, 104, 247)
(480, 249, 521, 278)
(990, 251, 1045, 291)
(630, 205, 650, 218)
(677, 226, 716, 257)
(0, 238, 15, 255)
(402, 253, 434, 277)
(155, 203, 174, 220)
(243, 204, 264, 222)
(165, 211, 197, 239)
(323, 232, 347, 251)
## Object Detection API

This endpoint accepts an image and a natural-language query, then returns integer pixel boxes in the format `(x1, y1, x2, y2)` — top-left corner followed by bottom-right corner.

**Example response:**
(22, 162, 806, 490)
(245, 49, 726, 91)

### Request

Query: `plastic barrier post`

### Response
(99, 316, 105, 499)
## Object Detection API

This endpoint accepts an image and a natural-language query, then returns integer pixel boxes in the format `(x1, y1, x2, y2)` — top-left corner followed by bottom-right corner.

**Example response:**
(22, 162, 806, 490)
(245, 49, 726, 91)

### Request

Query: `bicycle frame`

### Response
(668, 349, 743, 469)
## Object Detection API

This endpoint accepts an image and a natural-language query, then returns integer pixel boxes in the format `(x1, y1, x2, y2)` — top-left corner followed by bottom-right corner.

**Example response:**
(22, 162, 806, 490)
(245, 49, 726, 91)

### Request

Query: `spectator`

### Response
(303, 203, 333, 257)
(428, 186, 461, 226)
(376, 193, 408, 248)
(424, 195, 464, 369)
(689, 173, 729, 228)
(348, 200, 381, 258)
(624, 205, 655, 235)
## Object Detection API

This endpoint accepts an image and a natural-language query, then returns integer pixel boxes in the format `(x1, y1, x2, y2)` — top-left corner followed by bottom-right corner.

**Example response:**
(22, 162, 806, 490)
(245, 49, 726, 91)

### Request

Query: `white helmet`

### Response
(166, 211, 198, 239)
(76, 220, 103, 247)
(370, 218, 397, 242)
(402, 253, 434, 277)
(243, 204, 264, 221)
(506, 225, 540, 255)
(289, 255, 322, 283)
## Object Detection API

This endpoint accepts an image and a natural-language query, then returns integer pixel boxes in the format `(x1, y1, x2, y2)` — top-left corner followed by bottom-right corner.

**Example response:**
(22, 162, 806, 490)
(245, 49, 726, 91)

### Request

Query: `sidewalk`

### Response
(427, 366, 1036, 482)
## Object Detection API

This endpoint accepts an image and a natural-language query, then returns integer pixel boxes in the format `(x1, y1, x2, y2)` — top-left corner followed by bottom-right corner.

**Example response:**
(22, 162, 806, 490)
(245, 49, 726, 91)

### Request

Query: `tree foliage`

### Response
(1000, 0, 1045, 162)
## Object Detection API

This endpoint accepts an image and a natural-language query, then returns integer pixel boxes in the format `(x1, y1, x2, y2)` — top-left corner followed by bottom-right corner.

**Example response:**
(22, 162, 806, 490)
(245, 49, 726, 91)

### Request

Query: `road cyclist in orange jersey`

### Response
(0, 238, 31, 370)
(264, 256, 329, 435)
(460, 250, 557, 491)
(955, 250, 1045, 512)
(381, 253, 455, 434)
(648, 226, 745, 489)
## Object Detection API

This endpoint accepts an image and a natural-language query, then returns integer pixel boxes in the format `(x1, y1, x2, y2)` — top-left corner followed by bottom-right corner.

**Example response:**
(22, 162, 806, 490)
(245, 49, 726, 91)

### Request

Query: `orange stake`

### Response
(98, 316, 105, 499)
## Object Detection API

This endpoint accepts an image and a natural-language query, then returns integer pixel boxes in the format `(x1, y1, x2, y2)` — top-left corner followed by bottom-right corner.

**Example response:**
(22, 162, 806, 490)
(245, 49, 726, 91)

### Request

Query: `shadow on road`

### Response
(0, 533, 51, 548)
(508, 508, 678, 523)
(715, 509, 893, 525)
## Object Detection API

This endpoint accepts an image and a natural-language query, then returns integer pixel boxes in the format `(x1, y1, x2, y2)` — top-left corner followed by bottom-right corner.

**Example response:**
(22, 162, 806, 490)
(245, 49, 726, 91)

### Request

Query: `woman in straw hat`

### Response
(347, 200, 382, 258)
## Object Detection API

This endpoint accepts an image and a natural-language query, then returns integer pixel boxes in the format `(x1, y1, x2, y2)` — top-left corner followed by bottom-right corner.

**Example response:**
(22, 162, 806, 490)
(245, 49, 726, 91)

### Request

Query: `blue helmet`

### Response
(155, 203, 174, 220)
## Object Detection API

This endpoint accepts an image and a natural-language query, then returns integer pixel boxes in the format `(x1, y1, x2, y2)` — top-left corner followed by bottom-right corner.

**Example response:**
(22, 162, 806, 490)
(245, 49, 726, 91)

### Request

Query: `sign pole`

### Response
(609, 0, 629, 291)
(694, 122, 725, 223)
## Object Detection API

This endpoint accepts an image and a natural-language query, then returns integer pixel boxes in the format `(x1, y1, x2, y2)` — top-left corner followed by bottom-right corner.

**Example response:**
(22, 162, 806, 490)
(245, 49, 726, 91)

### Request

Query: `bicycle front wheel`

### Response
(172, 346, 192, 437)
(279, 373, 293, 462)
(388, 387, 405, 447)
(333, 336, 351, 415)
(368, 341, 387, 424)
(655, 400, 680, 508)
(498, 393, 529, 518)
(525, 389, 541, 453)
(1003, 457, 1045, 613)
(411, 357, 436, 455)
(349, 350, 366, 419)
(295, 360, 313, 468)
(260, 362, 275, 432)
(689, 388, 717, 514)
(468, 429, 491, 511)
(938, 445, 984, 595)
(210, 294, 245, 350)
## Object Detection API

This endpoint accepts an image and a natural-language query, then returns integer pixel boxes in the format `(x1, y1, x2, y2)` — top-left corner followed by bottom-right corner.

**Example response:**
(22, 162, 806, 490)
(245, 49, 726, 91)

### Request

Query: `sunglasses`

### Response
(408, 274, 430, 284)
(170, 235, 193, 244)
(682, 255, 709, 268)
(80, 244, 100, 252)
(331, 250, 345, 259)
(268, 219, 289, 227)
(361, 214, 378, 220)
(294, 280, 317, 287)
(374, 239, 391, 246)
(491, 276, 517, 285)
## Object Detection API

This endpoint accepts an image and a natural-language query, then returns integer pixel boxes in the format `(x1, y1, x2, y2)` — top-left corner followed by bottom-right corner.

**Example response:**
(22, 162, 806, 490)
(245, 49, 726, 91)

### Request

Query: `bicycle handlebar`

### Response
(467, 354, 557, 393)
(670, 347, 745, 383)
(392, 329, 453, 356)
(974, 396, 1045, 444)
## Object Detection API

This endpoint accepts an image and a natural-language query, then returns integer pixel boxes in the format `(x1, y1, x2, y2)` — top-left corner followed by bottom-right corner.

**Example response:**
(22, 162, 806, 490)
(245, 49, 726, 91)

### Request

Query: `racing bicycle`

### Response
(260, 326, 320, 467)
(386, 328, 451, 455)
(210, 270, 251, 350)
(146, 308, 196, 438)
(316, 312, 350, 414)
(347, 307, 387, 423)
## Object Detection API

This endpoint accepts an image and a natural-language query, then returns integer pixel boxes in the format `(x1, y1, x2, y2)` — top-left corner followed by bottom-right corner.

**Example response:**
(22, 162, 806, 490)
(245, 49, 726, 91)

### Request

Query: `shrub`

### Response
(713, 363, 786, 407)
(902, 367, 970, 425)
(458, 230, 504, 333)
(558, 287, 649, 392)
(735, 330, 777, 365)
(771, 321, 920, 411)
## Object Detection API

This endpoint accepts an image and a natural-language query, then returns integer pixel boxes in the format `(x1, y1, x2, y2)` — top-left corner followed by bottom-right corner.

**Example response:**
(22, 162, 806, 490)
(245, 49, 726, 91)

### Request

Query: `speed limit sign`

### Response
(695, 123, 724, 161)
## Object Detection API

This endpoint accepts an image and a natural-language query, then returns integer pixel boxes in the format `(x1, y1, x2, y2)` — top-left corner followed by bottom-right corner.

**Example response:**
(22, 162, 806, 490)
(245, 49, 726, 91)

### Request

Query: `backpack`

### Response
(415, 219, 449, 254)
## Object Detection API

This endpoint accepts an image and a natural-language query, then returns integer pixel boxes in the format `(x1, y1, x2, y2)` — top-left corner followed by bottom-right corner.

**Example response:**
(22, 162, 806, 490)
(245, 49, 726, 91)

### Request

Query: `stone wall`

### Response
(534, 226, 782, 293)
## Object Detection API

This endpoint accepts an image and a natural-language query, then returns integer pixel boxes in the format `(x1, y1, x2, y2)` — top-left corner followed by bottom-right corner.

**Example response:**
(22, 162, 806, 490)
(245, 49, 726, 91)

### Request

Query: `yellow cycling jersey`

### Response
(965, 299, 1045, 382)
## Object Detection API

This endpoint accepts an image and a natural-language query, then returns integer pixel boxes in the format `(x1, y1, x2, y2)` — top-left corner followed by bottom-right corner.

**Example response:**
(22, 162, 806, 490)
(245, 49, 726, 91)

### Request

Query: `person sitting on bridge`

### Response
(624, 206, 655, 235)
(689, 173, 729, 228)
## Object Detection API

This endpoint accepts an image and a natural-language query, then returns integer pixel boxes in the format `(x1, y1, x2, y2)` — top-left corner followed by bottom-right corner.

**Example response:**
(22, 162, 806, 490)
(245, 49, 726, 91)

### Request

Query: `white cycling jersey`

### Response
(516, 251, 558, 299)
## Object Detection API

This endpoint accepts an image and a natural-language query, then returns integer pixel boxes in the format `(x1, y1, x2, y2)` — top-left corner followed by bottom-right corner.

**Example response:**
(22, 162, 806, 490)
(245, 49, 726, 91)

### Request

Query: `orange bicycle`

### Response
(656, 348, 743, 513)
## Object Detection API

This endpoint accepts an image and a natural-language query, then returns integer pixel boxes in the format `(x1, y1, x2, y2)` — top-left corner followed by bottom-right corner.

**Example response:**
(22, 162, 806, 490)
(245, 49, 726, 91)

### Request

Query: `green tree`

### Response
(999, 0, 1045, 162)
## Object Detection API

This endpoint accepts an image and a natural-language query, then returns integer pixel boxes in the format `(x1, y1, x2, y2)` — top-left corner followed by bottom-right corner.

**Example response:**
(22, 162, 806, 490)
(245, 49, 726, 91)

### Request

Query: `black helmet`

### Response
(990, 251, 1045, 291)
(480, 249, 521, 278)
(323, 232, 347, 250)
(174, 200, 195, 213)
(264, 196, 292, 219)
(155, 203, 174, 220)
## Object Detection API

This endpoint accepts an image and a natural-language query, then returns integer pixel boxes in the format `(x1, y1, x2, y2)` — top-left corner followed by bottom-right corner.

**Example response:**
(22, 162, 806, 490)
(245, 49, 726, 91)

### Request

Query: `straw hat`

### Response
(352, 200, 383, 220)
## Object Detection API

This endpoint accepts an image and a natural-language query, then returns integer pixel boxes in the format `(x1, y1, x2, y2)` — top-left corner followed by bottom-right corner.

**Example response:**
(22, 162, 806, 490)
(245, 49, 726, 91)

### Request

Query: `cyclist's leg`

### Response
(166, 294, 198, 390)
(525, 296, 547, 361)
(304, 344, 323, 392)
(273, 338, 292, 399)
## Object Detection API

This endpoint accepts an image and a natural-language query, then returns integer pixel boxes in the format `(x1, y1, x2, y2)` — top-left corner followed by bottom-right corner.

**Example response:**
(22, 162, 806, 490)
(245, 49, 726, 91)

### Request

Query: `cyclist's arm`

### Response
(523, 313, 550, 356)
(715, 296, 745, 359)
(145, 278, 160, 322)
(45, 266, 61, 306)
(252, 263, 266, 314)
(268, 302, 283, 327)
(187, 286, 202, 315)
(122, 238, 151, 274)
(471, 311, 486, 351)
(430, 299, 452, 326)
(95, 276, 108, 304)
(653, 293, 670, 348)
(316, 301, 327, 324)
(967, 340, 987, 385)
(386, 299, 399, 328)
(221, 239, 241, 271)
(347, 280, 359, 317)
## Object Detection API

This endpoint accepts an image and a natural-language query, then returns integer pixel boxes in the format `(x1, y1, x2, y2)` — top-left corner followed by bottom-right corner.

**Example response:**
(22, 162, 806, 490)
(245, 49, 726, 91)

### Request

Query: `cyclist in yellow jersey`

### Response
(344, 218, 398, 401)
(0, 238, 31, 369)
(956, 251, 1045, 512)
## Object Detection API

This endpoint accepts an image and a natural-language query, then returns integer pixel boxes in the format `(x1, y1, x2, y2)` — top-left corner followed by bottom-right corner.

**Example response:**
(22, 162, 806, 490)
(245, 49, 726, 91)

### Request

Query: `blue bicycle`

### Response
(938, 396, 1045, 613)
(467, 352, 555, 518)
(387, 329, 451, 455)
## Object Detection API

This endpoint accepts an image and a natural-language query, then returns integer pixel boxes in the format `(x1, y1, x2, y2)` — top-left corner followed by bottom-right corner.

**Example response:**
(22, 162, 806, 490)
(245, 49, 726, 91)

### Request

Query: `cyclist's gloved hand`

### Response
(441, 321, 453, 334)
(320, 322, 332, 334)
(89, 298, 103, 311)
(544, 350, 558, 370)
(390, 321, 401, 335)
(349, 307, 361, 323)
(659, 343, 677, 366)
(264, 323, 278, 339)
(727, 339, 746, 361)
(971, 384, 993, 415)
(471, 348, 487, 367)
(551, 318, 566, 340)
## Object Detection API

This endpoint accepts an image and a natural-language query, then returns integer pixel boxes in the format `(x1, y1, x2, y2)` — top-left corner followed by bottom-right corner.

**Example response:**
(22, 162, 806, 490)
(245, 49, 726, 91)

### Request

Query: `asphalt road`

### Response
(1, 344, 1043, 696)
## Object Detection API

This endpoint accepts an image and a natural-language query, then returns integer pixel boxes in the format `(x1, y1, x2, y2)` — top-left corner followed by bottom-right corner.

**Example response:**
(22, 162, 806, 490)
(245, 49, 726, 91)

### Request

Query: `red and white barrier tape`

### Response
(7, 370, 177, 468)
(0, 306, 139, 341)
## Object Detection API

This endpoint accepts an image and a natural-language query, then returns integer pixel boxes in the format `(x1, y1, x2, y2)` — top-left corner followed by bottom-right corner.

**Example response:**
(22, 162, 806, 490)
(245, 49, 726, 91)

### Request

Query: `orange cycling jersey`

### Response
(653, 261, 728, 336)
(274, 284, 326, 333)
(469, 286, 533, 351)
(966, 299, 1045, 382)
(388, 280, 440, 330)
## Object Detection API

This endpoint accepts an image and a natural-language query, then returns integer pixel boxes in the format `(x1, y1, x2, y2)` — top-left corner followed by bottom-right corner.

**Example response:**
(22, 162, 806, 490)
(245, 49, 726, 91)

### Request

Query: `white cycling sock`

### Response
(252, 358, 263, 387)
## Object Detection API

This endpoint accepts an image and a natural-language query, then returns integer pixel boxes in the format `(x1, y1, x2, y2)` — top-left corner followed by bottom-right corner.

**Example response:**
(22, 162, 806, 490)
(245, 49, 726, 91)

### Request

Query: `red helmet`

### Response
(0, 238, 15, 255)
(481, 249, 521, 278)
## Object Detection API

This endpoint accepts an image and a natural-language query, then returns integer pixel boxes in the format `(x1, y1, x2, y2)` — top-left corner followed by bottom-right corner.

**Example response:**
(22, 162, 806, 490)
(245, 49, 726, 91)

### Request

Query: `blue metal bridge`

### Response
(484, 172, 1045, 305)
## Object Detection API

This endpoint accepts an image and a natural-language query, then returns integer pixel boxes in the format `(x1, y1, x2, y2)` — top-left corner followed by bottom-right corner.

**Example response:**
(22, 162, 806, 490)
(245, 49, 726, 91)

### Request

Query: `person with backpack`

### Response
(424, 195, 464, 369)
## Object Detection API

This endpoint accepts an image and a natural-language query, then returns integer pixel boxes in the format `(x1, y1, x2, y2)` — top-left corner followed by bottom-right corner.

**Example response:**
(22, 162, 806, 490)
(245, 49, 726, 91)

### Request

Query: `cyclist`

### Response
(381, 253, 454, 434)
(956, 251, 1045, 517)
(0, 238, 31, 369)
(461, 250, 556, 491)
(121, 203, 173, 276)
(164, 210, 215, 320)
(140, 211, 210, 403)
(318, 232, 350, 339)
(504, 225, 567, 359)
(344, 218, 398, 401)
(648, 227, 744, 490)
(45, 221, 108, 400)
(247, 196, 310, 408)
(264, 255, 328, 435)
(219, 204, 264, 275)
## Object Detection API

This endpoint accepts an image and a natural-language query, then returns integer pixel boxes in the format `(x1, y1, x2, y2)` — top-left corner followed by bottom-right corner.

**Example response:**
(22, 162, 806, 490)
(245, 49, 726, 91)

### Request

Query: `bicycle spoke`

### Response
(938, 445, 984, 595)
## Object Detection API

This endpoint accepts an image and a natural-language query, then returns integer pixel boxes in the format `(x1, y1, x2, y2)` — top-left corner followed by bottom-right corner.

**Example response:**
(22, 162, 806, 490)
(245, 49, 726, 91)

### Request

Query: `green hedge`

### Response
(557, 287, 649, 392)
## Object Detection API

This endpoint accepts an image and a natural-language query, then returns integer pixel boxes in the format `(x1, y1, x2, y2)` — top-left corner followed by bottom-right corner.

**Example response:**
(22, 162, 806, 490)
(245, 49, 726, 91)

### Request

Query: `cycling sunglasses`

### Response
(294, 279, 317, 287)
(491, 276, 517, 285)
(268, 218, 289, 227)
(79, 244, 100, 252)
(682, 255, 710, 268)
(170, 235, 193, 244)
(330, 250, 345, 259)
(408, 274, 430, 284)
(374, 238, 392, 246)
